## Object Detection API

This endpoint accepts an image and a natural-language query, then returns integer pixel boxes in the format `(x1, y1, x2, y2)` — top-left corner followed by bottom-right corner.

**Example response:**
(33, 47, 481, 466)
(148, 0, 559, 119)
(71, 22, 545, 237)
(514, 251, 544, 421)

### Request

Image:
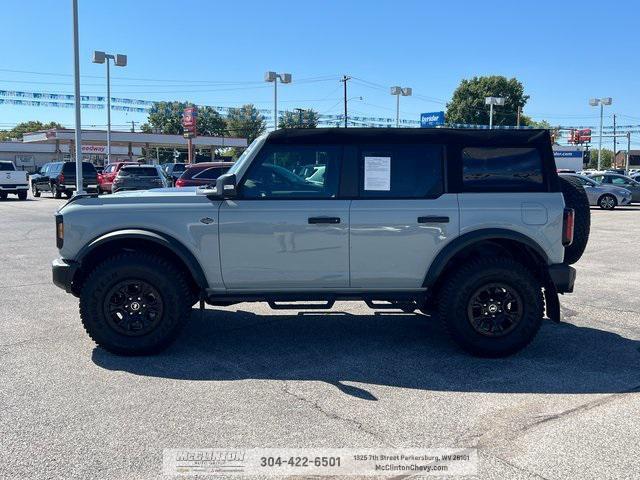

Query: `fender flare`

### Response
(422, 228, 550, 287)
(76, 229, 208, 289)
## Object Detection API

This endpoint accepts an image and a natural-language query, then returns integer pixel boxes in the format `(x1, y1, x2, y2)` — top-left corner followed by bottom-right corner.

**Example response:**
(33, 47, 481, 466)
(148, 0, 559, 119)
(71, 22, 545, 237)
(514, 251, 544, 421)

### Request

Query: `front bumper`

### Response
(548, 264, 576, 294)
(52, 258, 78, 293)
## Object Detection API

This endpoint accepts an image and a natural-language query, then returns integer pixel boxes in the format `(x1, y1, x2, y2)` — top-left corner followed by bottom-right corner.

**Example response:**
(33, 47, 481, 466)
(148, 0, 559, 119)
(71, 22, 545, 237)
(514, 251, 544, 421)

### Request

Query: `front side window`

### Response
(240, 145, 341, 199)
(358, 144, 443, 198)
(462, 147, 544, 192)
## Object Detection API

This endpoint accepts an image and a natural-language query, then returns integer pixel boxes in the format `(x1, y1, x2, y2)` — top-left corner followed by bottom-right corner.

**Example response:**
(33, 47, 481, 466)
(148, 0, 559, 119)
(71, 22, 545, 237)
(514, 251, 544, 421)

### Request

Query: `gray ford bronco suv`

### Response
(52, 128, 589, 357)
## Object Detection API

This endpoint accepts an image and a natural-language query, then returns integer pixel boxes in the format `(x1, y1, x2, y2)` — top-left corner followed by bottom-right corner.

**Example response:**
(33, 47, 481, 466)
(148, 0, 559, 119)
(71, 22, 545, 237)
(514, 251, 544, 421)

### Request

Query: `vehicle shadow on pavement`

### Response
(92, 308, 640, 398)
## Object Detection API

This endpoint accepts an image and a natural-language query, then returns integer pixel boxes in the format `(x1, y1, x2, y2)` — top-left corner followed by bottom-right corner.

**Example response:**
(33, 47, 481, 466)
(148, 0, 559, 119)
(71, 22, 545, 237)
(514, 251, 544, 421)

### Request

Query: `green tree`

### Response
(141, 101, 226, 136)
(225, 104, 266, 143)
(0, 120, 64, 141)
(446, 76, 529, 126)
(587, 148, 613, 169)
(278, 109, 319, 129)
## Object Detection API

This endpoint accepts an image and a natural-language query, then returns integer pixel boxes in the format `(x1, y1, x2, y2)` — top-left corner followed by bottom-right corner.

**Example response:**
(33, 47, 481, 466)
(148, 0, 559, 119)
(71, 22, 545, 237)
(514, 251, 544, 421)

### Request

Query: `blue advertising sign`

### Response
(420, 111, 445, 128)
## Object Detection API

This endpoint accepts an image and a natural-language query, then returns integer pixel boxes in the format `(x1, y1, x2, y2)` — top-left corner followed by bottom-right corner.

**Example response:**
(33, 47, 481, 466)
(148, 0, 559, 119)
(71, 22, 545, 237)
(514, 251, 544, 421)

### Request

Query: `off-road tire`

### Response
(598, 193, 617, 210)
(438, 257, 544, 358)
(558, 176, 590, 265)
(79, 252, 192, 355)
(32, 184, 40, 197)
(17, 190, 27, 200)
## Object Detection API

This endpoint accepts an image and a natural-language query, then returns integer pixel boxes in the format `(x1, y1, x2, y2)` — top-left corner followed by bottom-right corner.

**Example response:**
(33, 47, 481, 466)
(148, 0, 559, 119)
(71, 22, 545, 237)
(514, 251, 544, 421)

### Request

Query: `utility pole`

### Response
(294, 108, 305, 128)
(627, 132, 631, 172)
(516, 106, 521, 127)
(131, 120, 135, 132)
(341, 75, 351, 128)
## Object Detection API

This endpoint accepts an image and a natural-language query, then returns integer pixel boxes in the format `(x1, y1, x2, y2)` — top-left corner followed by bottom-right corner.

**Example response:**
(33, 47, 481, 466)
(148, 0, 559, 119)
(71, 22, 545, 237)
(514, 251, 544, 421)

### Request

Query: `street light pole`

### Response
(106, 58, 111, 164)
(93, 51, 127, 166)
(265, 72, 292, 130)
(390, 86, 412, 127)
(71, 0, 83, 194)
(485, 97, 505, 129)
(589, 97, 612, 170)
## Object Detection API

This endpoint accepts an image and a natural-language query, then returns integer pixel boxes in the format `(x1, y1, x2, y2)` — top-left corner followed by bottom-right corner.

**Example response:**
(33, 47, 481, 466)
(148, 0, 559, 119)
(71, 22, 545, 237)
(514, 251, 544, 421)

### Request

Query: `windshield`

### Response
(227, 134, 268, 176)
(119, 167, 159, 177)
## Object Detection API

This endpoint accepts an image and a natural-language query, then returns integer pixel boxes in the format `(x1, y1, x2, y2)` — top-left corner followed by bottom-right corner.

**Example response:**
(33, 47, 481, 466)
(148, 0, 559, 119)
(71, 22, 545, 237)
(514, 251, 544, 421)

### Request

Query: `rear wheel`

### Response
(17, 190, 27, 200)
(51, 183, 62, 199)
(438, 257, 543, 357)
(558, 176, 590, 265)
(0, 192, 7, 200)
(32, 184, 40, 197)
(79, 252, 192, 355)
(65, 191, 73, 199)
(598, 194, 616, 210)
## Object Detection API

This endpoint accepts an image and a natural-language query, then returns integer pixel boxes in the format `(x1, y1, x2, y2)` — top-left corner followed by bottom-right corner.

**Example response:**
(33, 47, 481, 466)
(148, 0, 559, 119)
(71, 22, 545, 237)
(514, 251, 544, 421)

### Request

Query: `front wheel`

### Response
(79, 252, 193, 355)
(598, 194, 617, 210)
(17, 190, 27, 200)
(438, 257, 543, 357)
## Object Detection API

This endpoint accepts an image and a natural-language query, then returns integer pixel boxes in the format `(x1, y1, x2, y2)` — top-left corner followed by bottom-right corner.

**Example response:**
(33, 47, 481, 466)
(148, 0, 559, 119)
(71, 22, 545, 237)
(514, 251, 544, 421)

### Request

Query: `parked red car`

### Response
(98, 162, 139, 193)
(175, 162, 234, 187)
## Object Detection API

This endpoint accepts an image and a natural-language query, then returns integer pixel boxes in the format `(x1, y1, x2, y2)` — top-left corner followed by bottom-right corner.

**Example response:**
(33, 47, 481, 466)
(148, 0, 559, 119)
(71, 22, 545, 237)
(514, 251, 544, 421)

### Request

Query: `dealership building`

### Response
(0, 129, 247, 171)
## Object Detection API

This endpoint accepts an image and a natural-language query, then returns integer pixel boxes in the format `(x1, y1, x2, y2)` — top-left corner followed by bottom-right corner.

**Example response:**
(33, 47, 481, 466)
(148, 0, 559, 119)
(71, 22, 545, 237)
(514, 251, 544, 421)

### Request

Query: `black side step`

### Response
(268, 300, 336, 310)
(364, 299, 416, 311)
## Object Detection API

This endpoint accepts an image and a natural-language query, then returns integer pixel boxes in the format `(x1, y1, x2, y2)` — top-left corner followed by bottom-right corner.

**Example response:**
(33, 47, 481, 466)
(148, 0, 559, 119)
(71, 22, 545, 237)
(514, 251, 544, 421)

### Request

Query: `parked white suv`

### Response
(52, 129, 590, 357)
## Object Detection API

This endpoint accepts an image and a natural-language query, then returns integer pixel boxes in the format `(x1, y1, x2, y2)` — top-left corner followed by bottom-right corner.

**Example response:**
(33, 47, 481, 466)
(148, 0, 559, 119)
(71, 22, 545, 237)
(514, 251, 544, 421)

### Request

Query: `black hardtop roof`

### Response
(267, 127, 551, 147)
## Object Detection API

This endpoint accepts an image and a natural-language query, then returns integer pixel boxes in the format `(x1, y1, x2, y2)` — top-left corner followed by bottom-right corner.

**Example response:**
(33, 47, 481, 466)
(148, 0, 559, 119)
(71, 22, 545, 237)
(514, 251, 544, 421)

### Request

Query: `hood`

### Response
(58, 186, 206, 213)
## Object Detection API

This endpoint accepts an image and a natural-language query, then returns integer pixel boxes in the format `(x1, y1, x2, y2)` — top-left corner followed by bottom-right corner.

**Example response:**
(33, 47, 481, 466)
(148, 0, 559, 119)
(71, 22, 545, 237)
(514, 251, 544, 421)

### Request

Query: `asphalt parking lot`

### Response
(1, 194, 639, 479)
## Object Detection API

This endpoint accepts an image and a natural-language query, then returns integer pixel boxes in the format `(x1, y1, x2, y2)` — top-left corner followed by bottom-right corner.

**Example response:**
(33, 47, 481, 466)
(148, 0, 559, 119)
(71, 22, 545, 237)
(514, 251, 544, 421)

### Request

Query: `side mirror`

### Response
(196, 173, 237, 199)
(216, 173, 237, 198)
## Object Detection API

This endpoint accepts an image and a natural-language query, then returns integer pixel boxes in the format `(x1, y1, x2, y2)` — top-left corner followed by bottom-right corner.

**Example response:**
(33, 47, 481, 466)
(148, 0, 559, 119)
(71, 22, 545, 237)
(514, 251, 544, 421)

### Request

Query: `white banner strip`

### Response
(163, 448, 478, 477)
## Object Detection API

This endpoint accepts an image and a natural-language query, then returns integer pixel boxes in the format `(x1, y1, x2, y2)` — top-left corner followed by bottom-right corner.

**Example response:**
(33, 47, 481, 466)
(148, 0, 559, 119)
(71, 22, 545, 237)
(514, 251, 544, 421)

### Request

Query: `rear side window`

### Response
(191, 167, 230, 180)
(462, 147, 544, 192)
(62, 162, 96, 174)
(358, 144, 443, 198)
(120, 167, 159, 177)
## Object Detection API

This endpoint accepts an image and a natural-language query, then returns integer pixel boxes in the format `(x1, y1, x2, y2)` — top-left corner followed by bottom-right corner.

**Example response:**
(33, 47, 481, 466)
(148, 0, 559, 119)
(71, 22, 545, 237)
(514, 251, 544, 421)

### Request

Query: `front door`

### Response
(219, 144, 349, 290)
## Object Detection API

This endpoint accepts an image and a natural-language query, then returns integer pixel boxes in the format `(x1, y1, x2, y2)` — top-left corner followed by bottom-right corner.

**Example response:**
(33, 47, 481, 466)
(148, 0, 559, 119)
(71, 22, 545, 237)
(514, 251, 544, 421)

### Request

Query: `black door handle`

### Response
(418, 216, 450, 223)
(308, 216, 341, 224)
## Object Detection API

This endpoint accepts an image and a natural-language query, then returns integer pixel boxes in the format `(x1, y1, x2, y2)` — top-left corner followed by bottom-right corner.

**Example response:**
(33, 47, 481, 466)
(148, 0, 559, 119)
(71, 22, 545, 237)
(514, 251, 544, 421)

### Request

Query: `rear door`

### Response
(607, 175, 640, 201)
(219, 143, 349, 290)
(349, 144, 459, 288)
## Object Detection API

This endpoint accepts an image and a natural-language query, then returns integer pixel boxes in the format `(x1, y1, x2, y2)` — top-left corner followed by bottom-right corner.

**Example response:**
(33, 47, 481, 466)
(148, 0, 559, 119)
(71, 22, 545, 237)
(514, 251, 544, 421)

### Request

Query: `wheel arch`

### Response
(423, 229, 550, 290)
(72, 229, 207, 296)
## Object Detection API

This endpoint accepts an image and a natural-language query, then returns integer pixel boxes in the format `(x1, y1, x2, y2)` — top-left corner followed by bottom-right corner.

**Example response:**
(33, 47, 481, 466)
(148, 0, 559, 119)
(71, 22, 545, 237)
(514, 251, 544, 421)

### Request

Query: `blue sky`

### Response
(1, 0, 638, 146)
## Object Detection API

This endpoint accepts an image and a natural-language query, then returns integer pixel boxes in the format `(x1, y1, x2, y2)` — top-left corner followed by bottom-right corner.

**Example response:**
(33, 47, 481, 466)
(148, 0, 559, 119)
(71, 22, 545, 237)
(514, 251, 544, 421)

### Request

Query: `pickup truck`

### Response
(0, 161, 29, 200)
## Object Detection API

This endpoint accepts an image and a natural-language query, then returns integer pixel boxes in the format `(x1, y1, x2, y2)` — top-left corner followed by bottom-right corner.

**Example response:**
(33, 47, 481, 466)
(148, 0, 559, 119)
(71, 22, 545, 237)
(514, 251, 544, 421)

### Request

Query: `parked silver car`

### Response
(560, 173, 632, 209)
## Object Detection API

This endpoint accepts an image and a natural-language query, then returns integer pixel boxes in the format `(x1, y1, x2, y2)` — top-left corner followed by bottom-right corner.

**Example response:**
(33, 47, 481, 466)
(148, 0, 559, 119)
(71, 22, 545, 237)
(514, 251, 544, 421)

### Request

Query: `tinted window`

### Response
(62, 162, 96, 174)
(192, 167, 230, 180)
(462, 147, 544, 192)
(358, 145, 443, 198)
(120, 167, 159, 177)
(241, 145, 340, 199)
(172, 164, 186, 172)
(0, 162, 14, 171)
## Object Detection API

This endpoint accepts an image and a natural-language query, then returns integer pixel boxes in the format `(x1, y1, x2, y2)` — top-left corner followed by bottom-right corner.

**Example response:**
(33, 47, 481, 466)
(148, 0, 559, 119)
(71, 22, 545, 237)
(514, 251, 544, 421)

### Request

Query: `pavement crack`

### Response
(280, 380, 393, 447)
(485, 452, 552, 480)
